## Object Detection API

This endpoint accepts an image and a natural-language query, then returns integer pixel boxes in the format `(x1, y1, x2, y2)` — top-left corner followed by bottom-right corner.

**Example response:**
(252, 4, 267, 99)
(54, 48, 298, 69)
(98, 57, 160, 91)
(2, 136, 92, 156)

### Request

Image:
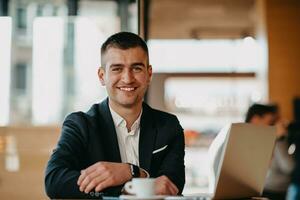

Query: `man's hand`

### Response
(155, 175, 179, 195)
(77, 162, 131, 193)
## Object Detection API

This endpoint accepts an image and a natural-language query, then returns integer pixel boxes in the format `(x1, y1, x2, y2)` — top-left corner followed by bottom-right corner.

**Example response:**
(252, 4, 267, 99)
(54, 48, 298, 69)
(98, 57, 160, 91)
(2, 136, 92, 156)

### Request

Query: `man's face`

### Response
(260, 113, 277, 125)
(252, 113, 277, 126)
(98, 47, 152, 109)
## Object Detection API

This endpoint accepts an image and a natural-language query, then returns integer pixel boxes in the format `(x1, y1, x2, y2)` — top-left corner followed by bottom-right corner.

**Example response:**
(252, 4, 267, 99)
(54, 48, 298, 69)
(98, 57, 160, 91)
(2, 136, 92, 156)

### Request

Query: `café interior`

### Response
(0, 0, 300, 199)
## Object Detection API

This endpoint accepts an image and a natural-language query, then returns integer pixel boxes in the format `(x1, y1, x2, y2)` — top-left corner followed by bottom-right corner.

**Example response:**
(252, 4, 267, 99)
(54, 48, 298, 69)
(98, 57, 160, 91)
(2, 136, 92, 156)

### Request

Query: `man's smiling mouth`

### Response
(118, 87, 136, 91)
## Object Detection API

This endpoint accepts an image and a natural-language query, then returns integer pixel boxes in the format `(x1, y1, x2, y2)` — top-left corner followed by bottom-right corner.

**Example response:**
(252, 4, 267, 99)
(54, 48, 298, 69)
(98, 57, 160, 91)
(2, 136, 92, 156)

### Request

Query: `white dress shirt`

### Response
(109, 106, 142, 166)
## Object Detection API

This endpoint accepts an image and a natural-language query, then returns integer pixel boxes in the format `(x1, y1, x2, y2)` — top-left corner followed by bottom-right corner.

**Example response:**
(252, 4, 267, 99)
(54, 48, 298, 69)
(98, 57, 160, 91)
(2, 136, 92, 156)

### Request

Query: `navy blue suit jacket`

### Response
(45, 98, 185, 199)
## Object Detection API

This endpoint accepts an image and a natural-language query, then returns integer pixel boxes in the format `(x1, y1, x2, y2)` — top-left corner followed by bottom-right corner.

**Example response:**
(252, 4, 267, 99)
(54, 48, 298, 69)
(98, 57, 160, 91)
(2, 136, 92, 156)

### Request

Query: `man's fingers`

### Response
(168, 184, 178, 195)
(77, 170, 87, 185)
(167, 180, 179, 195)
(77, 162, 131, 193)
(95, 178, 112, 192)
(158, 184, 176, 195)
(79, 174, 91, 192)
(78, 162, 105, 185)
(84, 174, 108, 193)
(79, 169, 105, 192)
(78, 169, 95, 186)
(155, 176, 179, 195)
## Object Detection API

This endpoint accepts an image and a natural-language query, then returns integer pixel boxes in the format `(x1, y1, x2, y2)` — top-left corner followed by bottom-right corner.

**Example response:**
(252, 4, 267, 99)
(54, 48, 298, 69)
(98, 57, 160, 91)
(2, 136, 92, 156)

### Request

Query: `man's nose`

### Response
(121, 69, 134, 83)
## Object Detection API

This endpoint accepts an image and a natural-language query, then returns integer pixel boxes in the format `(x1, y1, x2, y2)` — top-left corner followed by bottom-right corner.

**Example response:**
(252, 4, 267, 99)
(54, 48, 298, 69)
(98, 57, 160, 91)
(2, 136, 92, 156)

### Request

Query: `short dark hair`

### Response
(245, 103, 278, 123)
(101, 32, 149, 66)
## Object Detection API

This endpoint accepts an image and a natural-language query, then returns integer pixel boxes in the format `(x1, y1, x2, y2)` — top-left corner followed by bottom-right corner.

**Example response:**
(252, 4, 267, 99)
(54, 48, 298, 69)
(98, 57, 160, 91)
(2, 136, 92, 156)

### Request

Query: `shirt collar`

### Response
(109, 105, 143, 131)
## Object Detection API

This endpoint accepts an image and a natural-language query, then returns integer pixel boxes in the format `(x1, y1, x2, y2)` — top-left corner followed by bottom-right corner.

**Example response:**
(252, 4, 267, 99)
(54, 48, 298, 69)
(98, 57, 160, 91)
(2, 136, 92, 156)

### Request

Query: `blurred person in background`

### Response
(245, 104, 294, 200)
(44, 32, 185, 199)
(286, 122, 300, 200)
(286, 98, 300, 200)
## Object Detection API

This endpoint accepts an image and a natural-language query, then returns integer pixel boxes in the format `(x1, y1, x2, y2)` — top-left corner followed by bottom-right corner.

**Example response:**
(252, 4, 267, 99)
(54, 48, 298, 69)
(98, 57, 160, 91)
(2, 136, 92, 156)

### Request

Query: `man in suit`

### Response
(245, 104, 294, 200)
(45, 32, 185, 199)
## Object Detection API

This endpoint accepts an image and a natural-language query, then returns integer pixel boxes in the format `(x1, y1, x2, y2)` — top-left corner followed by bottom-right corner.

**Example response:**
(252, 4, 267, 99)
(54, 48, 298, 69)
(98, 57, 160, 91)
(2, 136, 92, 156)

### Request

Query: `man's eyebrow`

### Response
(109, 64, 124, 68)
(131, 62, 146, 67)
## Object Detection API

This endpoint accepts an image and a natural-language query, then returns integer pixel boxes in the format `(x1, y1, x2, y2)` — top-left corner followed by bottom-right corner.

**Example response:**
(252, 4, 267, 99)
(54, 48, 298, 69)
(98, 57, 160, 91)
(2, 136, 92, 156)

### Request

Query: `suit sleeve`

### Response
(45, 113, 95, 199)
(157, 116, 185, 194)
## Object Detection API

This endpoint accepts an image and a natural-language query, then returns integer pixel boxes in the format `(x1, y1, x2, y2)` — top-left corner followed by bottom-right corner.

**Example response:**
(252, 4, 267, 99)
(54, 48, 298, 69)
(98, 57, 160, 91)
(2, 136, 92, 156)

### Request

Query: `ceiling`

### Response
(148, 0, 257, 39)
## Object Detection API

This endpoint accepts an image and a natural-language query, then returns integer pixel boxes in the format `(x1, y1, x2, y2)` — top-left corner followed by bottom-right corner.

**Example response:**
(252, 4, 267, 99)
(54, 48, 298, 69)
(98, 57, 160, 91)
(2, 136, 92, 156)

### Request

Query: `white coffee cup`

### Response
(124, 178, 155, 197)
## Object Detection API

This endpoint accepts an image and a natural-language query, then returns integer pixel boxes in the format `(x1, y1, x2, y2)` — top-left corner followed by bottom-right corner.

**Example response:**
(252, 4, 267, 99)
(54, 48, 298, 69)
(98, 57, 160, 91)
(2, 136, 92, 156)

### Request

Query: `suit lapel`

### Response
(98, 98, 122, 162)
(139, 103, 157, 171)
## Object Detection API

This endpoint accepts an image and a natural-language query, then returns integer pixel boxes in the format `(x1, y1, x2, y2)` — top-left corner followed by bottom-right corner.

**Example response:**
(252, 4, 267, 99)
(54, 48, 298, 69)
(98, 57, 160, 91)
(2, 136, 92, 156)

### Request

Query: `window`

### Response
(15, 63, 27, 91)
(148, 38, 262, 73)
(16, 7, 26, 29)
(0, 17, 12, 125)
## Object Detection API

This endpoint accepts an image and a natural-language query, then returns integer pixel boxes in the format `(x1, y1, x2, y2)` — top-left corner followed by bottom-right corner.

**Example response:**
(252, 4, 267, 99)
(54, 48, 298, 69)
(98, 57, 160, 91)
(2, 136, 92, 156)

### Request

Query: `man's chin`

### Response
(110, 98, 138, 108)
(120, 101, 139, 108)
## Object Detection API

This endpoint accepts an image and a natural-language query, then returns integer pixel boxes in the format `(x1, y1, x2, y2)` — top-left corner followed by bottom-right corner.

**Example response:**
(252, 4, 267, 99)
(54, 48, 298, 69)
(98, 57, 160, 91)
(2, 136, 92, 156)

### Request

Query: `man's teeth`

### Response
(120, 87, 135, 91)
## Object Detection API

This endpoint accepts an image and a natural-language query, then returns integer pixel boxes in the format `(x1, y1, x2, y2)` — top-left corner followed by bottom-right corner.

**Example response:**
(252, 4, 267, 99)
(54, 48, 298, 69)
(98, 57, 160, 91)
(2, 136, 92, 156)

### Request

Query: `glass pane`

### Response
(8, 0, 138, 125)
(32, 17, 65, 124)
(31, 16, 120, 125)
(0, 17, 12, 125)
(16, 7, 27, 29)
(165, 77, 262, 132)
(148, 38, 262, 73)
(15, 63, 27, 91)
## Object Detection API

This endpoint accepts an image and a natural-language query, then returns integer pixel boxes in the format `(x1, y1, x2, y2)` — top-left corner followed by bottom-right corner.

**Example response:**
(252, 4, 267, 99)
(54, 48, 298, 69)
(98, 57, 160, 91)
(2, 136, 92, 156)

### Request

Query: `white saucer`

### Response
(120, 195, 166, 200)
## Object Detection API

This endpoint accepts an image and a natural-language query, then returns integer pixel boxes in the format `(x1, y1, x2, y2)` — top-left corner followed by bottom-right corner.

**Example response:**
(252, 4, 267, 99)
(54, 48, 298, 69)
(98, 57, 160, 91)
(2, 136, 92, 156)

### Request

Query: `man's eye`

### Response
(133, 67, 142, 72)
(112, 67, 121, 72)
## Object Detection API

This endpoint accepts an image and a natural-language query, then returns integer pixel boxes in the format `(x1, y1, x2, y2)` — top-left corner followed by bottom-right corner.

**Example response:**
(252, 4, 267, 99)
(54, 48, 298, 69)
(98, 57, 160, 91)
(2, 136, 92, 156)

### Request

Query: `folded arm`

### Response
(45, 113, 123, 198)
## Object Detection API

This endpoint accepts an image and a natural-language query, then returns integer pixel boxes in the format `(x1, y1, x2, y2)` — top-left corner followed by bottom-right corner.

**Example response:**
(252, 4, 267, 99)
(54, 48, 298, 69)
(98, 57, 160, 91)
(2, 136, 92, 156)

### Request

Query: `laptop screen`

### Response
(208, 123, 276, 199)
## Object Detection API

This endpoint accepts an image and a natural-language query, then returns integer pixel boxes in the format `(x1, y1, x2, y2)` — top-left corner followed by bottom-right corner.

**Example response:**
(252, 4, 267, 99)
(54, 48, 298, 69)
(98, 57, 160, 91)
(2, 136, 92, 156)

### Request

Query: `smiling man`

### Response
(45, 32, 185, 199)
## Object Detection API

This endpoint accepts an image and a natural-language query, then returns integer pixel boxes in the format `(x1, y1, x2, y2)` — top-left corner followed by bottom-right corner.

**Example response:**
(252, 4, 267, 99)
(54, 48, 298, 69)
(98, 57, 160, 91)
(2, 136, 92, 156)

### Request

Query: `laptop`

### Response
(119, 123, 276, 200)
(167, 123, 276, 200)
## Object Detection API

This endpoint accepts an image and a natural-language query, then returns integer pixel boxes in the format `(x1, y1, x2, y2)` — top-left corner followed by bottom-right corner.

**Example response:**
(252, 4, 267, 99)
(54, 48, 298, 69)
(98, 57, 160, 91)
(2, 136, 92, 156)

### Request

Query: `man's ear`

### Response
(98, 67, 106, 86)
(148, 65, 153, 83)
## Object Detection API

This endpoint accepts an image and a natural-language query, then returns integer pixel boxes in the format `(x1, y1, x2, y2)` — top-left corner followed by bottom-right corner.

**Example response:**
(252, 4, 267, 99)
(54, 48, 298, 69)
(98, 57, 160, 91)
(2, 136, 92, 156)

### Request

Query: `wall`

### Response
(266, 0, 300, 120)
